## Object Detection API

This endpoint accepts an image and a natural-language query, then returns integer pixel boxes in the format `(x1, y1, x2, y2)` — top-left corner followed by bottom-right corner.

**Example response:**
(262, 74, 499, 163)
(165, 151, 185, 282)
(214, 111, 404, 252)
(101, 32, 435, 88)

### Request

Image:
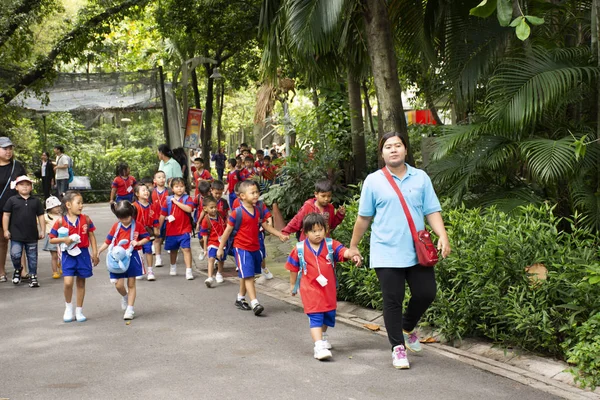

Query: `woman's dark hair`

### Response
(172, 147, 189, 180)
(170, 177, 186, 188)
(378, 132, 407, 153)
(211, 180, 225, 191)
(158, 144, 173, 158)
(42, 151, 51, 158)
(61, 191, 82, 214)
(302, 213, 327, 234)
(115, 162, 129, 177)
(314, 179, 333, 193)
(111, 200, 137, 220)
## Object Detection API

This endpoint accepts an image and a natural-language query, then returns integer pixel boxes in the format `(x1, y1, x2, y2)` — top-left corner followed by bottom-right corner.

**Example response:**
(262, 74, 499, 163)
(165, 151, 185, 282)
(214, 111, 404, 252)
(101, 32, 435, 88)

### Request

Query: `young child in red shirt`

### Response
(133, 184, 159, 281)
(261, 156, 277, 182)
(110, 162, 137, 203)
(159, 178, 196, 280)
(199, 196, 226, 288)
(210, 180, 229, 221)
(226, 158, 242, 207)
(193, 157, 213, 192)
(217, 181, 288, 316)
(151, 170, 169, 268)
(239, 157, 257, 181)
(286, 213, 361, 360)
(282, 179, 346, 241)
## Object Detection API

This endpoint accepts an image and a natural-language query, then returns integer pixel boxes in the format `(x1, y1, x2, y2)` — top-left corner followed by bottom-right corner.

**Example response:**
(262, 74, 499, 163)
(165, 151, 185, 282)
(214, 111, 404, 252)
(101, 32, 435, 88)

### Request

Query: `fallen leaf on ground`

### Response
(126, 321, 131, 325)
(363, 323, 380, 331)
(419, 336, 438, 343)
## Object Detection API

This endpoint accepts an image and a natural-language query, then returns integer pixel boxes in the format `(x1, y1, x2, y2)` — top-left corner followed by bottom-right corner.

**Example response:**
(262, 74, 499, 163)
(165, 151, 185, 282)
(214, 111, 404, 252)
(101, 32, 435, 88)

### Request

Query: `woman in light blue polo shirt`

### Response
(348, 131, 451, 370)
(157, 144, 183, 182)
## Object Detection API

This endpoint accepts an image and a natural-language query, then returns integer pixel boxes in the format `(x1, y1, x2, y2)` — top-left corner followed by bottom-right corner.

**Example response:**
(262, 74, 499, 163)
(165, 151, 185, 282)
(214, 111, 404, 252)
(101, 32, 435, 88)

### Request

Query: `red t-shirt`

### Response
(112, 176, 137, 196)
(232, 198, 241, 209)
(193, 169, 213, 188)
(134, 201, 159, 228)
(227, 205, 271, 251)
(152, 187, 169, 209)
(200, 214, 226, 248)
(216, 198, 230, 220)
(104, 221, 149, 251)
(254, 160, 264, 171)
(239, 167, 256, 181)
(49, 214, 96, 248)
(285, 239, 347, 313)
(194, 194, 204, 221)
(262, 165, 277, 181)
(160, 195, 196, 236)
(227, 169, 241, 193)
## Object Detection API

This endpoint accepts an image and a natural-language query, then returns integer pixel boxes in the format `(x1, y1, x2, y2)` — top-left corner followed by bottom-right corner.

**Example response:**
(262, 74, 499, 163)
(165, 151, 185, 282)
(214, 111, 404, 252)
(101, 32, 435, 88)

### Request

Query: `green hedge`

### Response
(333, 199, 600, 388)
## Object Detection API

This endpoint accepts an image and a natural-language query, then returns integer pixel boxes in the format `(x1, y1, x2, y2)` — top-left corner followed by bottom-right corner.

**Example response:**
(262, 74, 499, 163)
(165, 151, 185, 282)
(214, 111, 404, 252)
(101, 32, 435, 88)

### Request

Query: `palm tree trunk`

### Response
(203, 63, 215, 169)
(217, 82, 224, 152)
(348, 69, 366, 181)
(362, 0, 413, 165)
(362, 81, 375, 136)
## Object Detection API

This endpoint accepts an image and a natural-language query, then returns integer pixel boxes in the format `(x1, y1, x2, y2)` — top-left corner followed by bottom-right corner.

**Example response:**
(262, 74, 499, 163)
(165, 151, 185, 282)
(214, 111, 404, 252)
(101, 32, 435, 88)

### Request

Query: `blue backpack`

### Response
(224, 201, 267, 257)
(292, 238, 335, 295)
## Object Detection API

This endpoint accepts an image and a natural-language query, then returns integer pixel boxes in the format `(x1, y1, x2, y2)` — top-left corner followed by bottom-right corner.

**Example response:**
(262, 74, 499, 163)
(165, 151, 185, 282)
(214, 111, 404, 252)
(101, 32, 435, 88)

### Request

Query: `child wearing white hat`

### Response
(43, 196, 62, 279)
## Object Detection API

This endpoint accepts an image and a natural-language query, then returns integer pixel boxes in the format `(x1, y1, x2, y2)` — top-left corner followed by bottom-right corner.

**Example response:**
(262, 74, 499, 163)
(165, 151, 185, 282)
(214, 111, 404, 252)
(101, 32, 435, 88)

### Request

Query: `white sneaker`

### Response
(204, 276, 215, 288)
(262, 267, 274, 280)
(136, 275, 144, 280)
(215, 272, 224, 283)
(63, 305, 74, 323)
(75, 312, 87, 323)
(121, 295, 128, 311)
(147, 271, 156, 281)
(123, 309, 135, 320)
(322, 333, 332, 350)
(185, 268, 194, 280)
(155, 256, 163, 267)
(392, 345, 410, 369)
(151, 244, 155, 255)
(198, 249, 206, 261)
(313, 340, 332, 360)
(169, 265, 177, 276)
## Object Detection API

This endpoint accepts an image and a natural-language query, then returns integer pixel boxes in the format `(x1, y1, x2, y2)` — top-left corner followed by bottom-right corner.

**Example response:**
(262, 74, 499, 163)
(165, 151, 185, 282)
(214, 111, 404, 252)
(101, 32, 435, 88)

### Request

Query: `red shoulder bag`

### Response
(381, 167, 438, 267)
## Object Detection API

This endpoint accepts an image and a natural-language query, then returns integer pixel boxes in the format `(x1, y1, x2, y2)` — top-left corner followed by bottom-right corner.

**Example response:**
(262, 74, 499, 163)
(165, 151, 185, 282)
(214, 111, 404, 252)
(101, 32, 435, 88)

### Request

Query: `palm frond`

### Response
(570, 176, 600, 232)
(519, 137, 577, 184)
(478, 187, 543, 214)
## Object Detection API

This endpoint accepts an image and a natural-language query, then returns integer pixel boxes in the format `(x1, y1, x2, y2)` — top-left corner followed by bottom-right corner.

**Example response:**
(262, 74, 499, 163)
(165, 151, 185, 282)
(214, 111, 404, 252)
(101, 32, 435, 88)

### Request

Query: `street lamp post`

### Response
(210, 67, 225, 157)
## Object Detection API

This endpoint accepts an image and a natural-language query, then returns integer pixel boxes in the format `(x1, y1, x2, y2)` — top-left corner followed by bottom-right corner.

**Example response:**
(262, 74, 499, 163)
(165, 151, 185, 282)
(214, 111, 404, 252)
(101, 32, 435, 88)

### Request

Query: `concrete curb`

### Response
(189, 239, 598, 400)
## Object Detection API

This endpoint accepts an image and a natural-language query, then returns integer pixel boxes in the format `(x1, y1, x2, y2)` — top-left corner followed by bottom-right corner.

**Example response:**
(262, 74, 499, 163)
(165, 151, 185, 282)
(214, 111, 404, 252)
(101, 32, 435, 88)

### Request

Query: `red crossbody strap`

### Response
(381, 167, 419, 242)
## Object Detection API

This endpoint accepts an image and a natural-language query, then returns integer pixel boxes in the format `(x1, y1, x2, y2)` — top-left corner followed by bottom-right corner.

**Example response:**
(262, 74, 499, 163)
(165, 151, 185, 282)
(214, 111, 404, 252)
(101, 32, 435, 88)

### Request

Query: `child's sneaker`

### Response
(252, 303, 264, 316)
(185, 268, 194, 280)
(403, 329, 422, 352)
(235, 299, 251, 310)
(204, 276, 215, 288)
(313, 340, 332, 360)
(63, 304, 74, 323)
(29, 275, 39, 288)
(75, 310, 87, 323)
(121, 295, 128, 311)
(215, 272, 224, 283)
(155, 255, 163, 267)
(169, 265, 177, 276)
(12, 268, 22, 285)
(322, 333, 332, 350)
(147, 270, 156, 281)
(392, 345, 410, 369)
(52, 271, 61, 279)
(123, 307, 135, 320)
(0, 275, 6, 282)
(198, 249, 206, 261)
(261, 267, 273, 280)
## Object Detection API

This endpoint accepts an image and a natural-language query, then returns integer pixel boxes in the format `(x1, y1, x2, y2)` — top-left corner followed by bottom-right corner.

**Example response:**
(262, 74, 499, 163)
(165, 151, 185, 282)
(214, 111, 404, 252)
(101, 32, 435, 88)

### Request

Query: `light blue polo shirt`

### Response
(358, 164, 442, 268)
(159, 158, 183, 181)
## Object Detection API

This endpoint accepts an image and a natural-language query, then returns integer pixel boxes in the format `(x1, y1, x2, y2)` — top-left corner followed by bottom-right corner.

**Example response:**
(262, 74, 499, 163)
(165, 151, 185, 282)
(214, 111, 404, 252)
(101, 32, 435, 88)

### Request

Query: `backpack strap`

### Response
(325, 237, 335, 268)
(224, 206, 244, 256)
(292, 240, 306, 295)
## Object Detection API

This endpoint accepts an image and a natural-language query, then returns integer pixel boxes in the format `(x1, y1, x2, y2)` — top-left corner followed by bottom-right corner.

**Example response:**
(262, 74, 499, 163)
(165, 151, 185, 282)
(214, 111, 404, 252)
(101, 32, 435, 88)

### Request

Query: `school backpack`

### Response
(166, 194, 196, 235)
(224, 201, 267, 257)
(291, 237, 335, 295)
(106, 221, 135, 274)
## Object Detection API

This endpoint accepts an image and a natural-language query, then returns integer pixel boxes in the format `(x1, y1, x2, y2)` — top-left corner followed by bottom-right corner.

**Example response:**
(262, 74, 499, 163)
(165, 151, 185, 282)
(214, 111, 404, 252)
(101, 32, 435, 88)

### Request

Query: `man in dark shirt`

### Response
(3, 175, 45, 287)
(211, 148, 227, 182)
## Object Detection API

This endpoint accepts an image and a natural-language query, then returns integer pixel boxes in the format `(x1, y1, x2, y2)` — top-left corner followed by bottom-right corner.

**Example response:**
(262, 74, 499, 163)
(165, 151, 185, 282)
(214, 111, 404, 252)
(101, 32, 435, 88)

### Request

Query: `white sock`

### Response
(147, 267, 153, 274)
(237, 294, 245, 301)
(75, 307, 83, 315)
(156, 255, 162, 263)
(126, 305, 134, 313)
(250, 299, 259, 308)
(123, 294, 128, 301)
(186, 267, 192, 273)
(170, 264, 176, 269)
(65, 302, 73, 309)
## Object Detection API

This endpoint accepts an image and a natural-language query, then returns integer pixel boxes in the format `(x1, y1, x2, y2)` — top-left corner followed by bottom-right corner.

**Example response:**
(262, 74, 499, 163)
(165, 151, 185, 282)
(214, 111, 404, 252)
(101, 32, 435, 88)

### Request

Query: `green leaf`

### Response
(509, 16, 523, 27)
(589, 276, 600, 285)
(525, 15, 545, 26)
(496, 0, 512, 27)
(516, 19, 531, 40)
(470, 0, 497, 18)
(573, 135, 588, 161)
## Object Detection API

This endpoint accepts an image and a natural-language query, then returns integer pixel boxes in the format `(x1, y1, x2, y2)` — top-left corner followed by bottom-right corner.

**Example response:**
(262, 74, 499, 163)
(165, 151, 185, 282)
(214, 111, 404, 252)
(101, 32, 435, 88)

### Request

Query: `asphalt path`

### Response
(0, 203, 561, 400)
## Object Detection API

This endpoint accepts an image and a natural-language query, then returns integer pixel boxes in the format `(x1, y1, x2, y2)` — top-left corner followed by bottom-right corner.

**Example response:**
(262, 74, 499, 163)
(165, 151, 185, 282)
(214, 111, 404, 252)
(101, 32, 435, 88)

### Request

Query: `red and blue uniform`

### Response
(216, 198, 230, 221)
(134, 201, 159, 254)
(193, 169, 213, 189)
(239, 167, 256, 181)
(228, 205, 271, 278)
(49, 214, 96, 278)
(152, 187, 169, 238)
(200, 214, 227, 260)
(112, 175, 137, 202)
(161, 195, 196, 250)
(227, 169, 241, 206)
(105, 221, 149, 279)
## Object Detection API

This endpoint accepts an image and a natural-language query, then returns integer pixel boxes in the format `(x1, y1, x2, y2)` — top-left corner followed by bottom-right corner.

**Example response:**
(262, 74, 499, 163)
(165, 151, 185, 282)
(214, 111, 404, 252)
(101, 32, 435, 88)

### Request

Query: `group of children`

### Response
(3, 153, 363, 362)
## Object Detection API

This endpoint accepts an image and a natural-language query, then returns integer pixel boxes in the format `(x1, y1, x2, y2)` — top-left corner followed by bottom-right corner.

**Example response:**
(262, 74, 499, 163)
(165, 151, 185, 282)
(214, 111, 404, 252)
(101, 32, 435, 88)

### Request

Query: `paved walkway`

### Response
(0, 203, 593, 399)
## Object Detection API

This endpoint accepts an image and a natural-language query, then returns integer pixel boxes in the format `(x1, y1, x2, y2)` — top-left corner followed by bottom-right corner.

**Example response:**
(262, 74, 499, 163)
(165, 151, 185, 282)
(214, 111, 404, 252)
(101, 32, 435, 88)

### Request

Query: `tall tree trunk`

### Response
(191, 68, 201, 108)
(348, 69, 366, 181)
(203, 64, 215, 169)
(362, 81, 375, 136)
(217, 82, 224, 151)
(426, 96, 444, 126)
(362, 0, 414, 165)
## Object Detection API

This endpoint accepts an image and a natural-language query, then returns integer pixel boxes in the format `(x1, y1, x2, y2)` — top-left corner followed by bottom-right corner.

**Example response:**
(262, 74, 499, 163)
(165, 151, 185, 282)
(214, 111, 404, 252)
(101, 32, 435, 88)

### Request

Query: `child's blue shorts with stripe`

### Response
(208, 246, 226, 261)
(109, 250, 144, 279)
(164, 233, 191, 251)
(307, 310, 336, 328)
(62, 247, 93, 278)
(233, 248, 262, 278)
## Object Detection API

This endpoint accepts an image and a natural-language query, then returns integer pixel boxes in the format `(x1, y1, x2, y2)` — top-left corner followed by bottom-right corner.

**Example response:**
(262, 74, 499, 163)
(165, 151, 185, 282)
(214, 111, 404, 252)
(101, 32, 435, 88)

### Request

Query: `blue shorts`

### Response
(62, 247, 93, 278)
(164, 234, 191, 251)
(307, 310, 337, 328)
(142, 241, 153, 254)
(116, 193, 134, 203)
(109, 250, 144, 279)
(233, 248, 262, 278)
(259, 232, 266, 258)
(207, 246, 226, 261)
(228, 192, 237, 208)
